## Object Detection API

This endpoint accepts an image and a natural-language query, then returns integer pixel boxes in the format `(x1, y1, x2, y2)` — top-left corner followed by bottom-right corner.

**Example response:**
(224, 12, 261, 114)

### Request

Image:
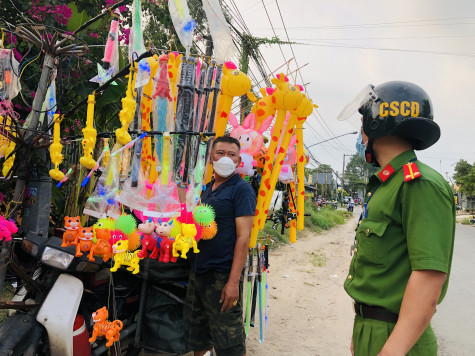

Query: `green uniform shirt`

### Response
(344, 150, 455, 314)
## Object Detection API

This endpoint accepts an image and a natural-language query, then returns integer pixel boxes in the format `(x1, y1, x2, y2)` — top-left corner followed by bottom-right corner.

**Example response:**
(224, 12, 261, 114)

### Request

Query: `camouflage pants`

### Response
(184, 270, 245, 356)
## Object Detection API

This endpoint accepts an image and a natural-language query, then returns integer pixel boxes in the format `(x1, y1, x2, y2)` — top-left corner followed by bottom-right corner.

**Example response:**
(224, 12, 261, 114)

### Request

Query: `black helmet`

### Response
(358, 81, 440, 150)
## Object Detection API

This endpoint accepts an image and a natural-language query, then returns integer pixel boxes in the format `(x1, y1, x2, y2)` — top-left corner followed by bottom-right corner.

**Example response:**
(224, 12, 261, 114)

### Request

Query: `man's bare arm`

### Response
(378, 270, 447, 356)
(220, 215, 254, 312)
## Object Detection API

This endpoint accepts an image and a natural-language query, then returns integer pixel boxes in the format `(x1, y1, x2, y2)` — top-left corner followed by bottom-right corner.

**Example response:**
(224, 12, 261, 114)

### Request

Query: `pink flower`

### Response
(30, 91, 36, 99)
(15, 104, 22, 110)
(54, 4, 72, 26)
(89, 33, 98, 38)
(105, 0, 127, 13)
(119, 28, 130, 45)
(13, 48, 22, 62)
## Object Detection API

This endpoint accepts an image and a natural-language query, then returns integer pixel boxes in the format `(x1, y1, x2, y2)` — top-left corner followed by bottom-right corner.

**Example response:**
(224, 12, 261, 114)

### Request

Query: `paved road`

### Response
(432, 223, 475, 355)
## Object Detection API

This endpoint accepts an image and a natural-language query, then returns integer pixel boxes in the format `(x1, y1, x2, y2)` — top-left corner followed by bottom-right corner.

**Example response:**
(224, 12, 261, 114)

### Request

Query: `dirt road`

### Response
(246, 208, 359, 355)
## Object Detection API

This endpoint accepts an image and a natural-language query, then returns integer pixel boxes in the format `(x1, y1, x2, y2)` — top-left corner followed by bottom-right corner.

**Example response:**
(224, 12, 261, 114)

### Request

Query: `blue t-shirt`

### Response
(191, 174, 256, 274)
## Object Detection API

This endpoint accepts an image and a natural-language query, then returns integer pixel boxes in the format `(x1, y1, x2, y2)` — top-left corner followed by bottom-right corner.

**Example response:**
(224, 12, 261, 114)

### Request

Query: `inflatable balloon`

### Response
(263, 91, 316, 232)
(168, 52, 183, 118)
(80, 94, 97, 170)
(295, 98, 318, 230)
(140, 56, 159, 186)
(116, 63, 138, 145)
(278, 135, 297, 184)
(249, 87, 277, 130)
(250, 73, 303, 248)
(49, 114, 64, 181)
(254, 147, 268, 170)
(214, 62, 252, 139)
(228, 112, 273, 176)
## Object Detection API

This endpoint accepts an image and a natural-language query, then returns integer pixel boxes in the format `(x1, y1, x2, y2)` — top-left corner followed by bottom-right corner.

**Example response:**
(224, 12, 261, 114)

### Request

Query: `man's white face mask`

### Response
(212, 156, 237, 178)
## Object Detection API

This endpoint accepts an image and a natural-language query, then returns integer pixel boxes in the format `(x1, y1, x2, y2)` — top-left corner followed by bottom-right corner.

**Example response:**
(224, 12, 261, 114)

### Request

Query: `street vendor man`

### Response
(339, 81, 455, 356)
(184, 135, 256, 356)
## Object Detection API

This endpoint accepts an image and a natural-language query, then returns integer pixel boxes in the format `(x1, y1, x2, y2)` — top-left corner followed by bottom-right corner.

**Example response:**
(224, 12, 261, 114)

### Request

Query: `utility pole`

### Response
(341, 154, 353, 206)
(335, 171, 338, 202)
(341, 154, 346, 206)
(239, 35, 251, 124)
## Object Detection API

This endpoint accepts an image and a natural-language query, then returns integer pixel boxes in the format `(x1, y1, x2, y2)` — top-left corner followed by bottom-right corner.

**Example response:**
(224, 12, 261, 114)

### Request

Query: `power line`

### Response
(294, 40, 475, 58)
(261, 0, 288, 65)
(274, 0, 350, 151)
(250, 16, 475, 30)
(288, 34, 475, 41)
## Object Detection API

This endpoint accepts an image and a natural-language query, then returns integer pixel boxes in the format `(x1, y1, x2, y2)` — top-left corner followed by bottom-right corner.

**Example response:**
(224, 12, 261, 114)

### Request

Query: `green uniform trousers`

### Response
(352, 315, 437, 356)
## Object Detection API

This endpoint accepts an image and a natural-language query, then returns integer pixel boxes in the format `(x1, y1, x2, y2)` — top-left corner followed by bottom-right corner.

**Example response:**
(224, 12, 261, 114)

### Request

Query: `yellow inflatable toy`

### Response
(249, 87, 278, 130)
(1, 115, 16, 177)
(250, 74, 303, 248)
(140, 56, 159, 181)
(168, 51, 183, 114)
(263, 90, 316, 230)
(203, 61, 251, 183)
(295, 94, 318, 231)
(49, 114, 65, 181)
(115, 63, 138, 146)
(80, 94, 97, 169)
(214, 61, 252, 138)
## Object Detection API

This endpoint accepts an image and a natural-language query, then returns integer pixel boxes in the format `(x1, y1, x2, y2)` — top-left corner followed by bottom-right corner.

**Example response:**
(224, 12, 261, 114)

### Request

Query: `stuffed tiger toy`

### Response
(89, 306, 123, 347)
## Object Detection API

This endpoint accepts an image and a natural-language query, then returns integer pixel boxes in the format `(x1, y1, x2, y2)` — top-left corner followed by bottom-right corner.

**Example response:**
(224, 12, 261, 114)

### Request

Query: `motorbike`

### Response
(0, 229, 143, 356)
(347, 201, 354, 213)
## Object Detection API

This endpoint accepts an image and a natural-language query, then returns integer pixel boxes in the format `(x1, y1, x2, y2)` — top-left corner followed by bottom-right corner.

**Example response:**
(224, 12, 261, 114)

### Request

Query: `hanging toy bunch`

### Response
(0, 46, 21, 178)
(0, 47, 21, 119)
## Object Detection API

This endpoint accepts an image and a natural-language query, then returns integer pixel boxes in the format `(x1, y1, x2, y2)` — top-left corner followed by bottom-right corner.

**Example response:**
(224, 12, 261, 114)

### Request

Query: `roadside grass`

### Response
(461, 219, 470, 225)
(258, 200, 351, 245)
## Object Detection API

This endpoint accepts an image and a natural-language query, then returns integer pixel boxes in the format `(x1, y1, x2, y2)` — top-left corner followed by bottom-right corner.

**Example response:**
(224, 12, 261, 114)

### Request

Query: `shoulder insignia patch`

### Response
(377, 164, 395, 182)
(403, 162, 422, 182)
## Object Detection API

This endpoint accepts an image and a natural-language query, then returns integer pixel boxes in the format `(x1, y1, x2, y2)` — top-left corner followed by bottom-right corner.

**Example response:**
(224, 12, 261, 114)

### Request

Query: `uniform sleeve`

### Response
(401, 179, 455, 273)
(234, 181, 257, 218)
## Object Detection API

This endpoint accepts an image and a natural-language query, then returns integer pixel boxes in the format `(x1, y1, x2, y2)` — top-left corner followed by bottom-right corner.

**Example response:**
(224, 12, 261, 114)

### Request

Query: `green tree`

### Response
(453, 159, 475, 196)
(344, 154, 378, 195)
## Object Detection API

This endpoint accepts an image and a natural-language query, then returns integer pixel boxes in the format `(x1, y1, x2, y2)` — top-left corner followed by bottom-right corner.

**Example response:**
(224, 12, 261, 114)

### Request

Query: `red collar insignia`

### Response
(403, 162, 422, 182)
(378, 164, 395, 182)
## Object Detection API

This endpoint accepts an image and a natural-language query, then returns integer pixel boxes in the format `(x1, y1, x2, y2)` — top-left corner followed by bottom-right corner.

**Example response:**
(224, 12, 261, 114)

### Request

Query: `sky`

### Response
(226, 0, 475, 181)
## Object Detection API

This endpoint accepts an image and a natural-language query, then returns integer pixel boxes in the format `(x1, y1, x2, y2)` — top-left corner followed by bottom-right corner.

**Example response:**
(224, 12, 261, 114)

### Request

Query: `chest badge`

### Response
(403, 162, 422, 182)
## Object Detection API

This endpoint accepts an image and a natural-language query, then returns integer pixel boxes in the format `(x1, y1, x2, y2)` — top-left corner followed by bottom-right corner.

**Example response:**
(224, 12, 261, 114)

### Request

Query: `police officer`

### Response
(339, 81, 455, 355)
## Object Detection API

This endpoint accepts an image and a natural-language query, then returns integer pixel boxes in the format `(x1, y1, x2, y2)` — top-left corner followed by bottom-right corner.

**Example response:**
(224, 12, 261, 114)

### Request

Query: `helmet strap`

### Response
(365, 139, 380, 167)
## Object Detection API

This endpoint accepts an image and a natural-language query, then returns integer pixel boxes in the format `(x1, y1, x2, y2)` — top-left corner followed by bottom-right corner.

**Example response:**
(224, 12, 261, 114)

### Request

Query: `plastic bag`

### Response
(128, 0, 146, 63)
(201, 0, 236, 64)
(84, 143, 122, 218)
(168, 0, 196, 57)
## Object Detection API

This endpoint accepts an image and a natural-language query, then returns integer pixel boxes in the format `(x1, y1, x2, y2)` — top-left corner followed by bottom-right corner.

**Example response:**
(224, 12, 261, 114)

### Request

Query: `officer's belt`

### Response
(354, 302, 398, 323)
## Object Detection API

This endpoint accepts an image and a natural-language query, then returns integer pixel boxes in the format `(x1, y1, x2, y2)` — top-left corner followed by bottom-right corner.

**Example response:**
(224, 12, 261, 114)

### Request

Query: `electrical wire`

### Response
(294, 40, 475, 58)
(250, 16, 475, 30)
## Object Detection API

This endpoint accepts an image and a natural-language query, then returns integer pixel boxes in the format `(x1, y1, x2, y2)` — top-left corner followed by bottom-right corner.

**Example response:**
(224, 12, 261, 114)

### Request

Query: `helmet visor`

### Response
(337, 85, 375, 121)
